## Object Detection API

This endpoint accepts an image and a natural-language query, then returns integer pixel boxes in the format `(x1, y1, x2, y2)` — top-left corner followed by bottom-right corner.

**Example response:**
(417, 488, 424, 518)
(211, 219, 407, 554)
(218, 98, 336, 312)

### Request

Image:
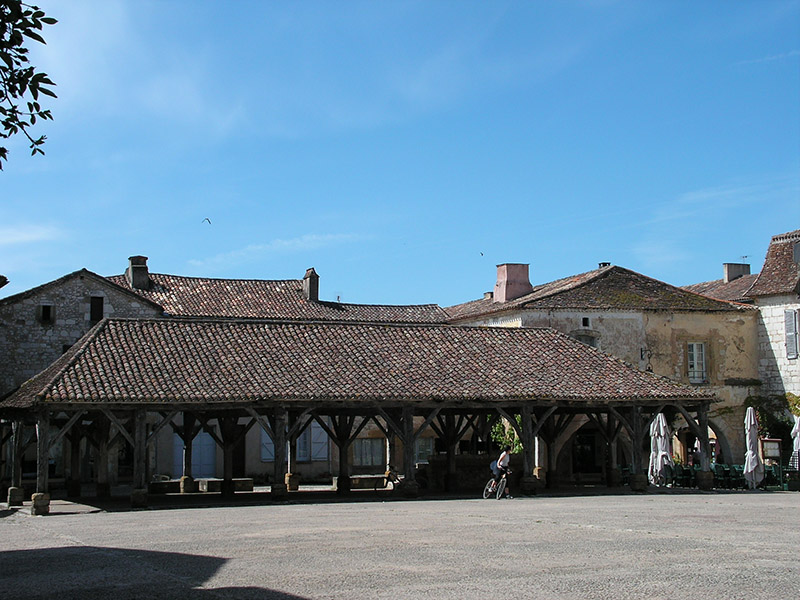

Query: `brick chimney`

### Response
(493, 263, 533, 303)
(126, 256, 151, 290)
(303, 267, 319, 302)
(723, 263, 750, 284)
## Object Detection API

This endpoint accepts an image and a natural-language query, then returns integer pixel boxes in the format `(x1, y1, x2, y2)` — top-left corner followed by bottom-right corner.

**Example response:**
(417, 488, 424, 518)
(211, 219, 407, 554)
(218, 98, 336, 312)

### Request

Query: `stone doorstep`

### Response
(197, 478, 254, 493)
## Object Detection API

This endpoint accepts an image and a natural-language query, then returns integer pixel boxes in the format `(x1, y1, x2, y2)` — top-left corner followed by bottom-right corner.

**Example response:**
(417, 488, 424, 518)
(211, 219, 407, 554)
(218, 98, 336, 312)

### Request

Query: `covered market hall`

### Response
(0, 318, 717, 514)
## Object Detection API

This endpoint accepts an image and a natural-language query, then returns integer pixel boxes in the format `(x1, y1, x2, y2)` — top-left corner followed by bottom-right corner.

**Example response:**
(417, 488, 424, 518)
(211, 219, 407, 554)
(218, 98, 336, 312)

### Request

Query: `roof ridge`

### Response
(110, 272, 303, 285)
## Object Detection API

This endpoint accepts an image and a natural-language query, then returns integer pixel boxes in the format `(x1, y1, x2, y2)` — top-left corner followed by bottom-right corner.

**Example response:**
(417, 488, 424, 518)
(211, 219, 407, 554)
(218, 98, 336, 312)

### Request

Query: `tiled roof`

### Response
(681, 274, 758, 303)
(0, 269, 162, 310)
(106, 273, 447, 323)
(0, 319, 712, 410)
(746, 230, 800, 297)
(446, 266, 751, 322)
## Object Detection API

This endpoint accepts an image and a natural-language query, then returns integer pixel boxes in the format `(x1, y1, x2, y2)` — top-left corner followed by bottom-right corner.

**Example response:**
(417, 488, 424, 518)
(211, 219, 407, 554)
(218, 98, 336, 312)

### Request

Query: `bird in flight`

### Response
(202, 218, 212, 224)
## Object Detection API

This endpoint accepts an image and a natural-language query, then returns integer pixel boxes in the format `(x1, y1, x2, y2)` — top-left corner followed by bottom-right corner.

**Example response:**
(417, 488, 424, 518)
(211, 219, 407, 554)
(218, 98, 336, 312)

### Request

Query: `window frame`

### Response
(687, 341, 708, 384)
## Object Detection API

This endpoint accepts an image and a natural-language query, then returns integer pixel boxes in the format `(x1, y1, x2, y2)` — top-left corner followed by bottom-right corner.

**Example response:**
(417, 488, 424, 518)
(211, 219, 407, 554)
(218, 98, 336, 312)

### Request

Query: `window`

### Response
(37, 304, 55, 325)
(687, 342, 707, 383)
(295, 420, 329, 462)
(582, 317, 590, 327)
(786, 310, 799, 360)
(90, 296, 104, 323)
(415, 437, 435, 464)
(575, 334, 598, 348)
(353, 438, 384, 467)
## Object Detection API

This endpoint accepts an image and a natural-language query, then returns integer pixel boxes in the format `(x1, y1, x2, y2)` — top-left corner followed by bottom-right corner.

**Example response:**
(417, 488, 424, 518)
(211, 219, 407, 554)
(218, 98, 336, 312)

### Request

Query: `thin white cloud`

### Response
(189, 233, 370, 271)
(734, 50, 800, 66)
(0, 224, 62, 246)
(630, 174, 799, 270)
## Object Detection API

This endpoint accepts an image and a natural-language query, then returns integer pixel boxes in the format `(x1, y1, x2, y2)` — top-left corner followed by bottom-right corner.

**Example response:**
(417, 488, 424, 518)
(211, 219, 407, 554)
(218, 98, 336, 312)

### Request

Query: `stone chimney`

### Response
(723, 263, 750, 284)
(493, 263, 533, 303)
(303, 267, 319, 302)
(126, 256, 150, 290)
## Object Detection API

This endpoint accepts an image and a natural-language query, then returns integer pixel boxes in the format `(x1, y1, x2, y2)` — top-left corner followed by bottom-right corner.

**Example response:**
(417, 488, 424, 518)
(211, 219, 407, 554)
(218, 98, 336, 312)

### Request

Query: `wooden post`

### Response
(32, 411, 51, 515)
(218, 416, 237, 498)
(519, 404, 537, 494)
(695, 402, 713, 490)
(131, 408, 148, 507)
(272, 408, 288, 499)
(629, 406, 648, 492)
(95, 416, 111, 497)
(66, 430, 82, 497)
(7, 421, 25, 506)
(178, 412, 198, 493)
(400, 407, 420, 496)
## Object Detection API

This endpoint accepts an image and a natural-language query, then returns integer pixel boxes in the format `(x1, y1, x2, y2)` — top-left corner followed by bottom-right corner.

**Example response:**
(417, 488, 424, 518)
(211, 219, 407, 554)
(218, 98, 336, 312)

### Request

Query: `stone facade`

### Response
(459, 306, 758, 462)
(754, 294, 800, 396)
(0, 271, 161, 395)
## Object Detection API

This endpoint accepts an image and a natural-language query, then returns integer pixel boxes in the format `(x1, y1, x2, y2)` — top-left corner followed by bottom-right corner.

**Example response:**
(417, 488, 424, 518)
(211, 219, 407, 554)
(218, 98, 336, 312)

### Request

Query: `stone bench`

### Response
(197, 478, 254, 493)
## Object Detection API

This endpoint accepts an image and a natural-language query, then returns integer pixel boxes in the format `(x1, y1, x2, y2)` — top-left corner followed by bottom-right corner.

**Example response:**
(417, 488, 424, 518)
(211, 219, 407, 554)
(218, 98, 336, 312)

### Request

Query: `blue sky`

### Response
(1, 1, 798, 306)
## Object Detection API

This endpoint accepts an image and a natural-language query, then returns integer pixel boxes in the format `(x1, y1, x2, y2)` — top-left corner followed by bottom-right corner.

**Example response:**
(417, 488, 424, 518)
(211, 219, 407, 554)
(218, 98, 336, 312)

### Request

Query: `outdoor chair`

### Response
(729, 465, 746, 489)
(712, 463, 730, 489)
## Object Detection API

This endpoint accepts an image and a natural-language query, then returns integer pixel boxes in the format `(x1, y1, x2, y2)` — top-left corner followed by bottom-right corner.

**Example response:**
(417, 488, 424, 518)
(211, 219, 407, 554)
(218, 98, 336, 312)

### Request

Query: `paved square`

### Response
(1, 491, 798, 599)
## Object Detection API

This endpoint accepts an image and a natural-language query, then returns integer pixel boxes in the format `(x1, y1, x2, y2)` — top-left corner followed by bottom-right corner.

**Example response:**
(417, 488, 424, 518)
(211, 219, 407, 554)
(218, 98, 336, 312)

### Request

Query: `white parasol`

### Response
(790, 414, 799, 470)
(648, 413, 672, 486)
(743, 407, 764, 489)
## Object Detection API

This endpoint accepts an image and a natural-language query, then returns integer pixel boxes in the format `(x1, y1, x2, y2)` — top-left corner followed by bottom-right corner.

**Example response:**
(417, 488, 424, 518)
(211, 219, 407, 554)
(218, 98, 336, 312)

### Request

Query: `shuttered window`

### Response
(786, 310, 799, 360)
(687, 342, 707, 383)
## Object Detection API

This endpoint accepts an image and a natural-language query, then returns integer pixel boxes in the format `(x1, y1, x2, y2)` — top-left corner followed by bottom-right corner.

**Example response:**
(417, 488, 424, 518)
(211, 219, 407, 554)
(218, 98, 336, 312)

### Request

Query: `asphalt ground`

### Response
(1, 488, 798, 600)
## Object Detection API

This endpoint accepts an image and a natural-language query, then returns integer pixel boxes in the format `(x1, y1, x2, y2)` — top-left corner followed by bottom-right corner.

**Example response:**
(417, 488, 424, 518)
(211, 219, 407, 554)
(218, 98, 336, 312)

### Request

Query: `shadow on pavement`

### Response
(0, 546, 310, 600)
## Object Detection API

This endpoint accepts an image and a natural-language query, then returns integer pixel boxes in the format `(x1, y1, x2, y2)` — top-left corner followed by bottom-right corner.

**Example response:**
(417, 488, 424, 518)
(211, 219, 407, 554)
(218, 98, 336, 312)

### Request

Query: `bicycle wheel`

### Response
(482, 479, 495, 499)
(495, 478, 506, 500)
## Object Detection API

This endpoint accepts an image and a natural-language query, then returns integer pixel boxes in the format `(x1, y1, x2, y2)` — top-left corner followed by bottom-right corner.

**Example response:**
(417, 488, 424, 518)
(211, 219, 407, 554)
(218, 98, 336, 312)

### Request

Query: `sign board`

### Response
(761, 438, 782, 460)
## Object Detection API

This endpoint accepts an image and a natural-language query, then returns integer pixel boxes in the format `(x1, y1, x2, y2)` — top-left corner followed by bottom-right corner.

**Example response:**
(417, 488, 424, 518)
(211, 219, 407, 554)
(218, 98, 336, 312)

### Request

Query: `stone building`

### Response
(684, 229, 799, 412)
(745, 230, 800, 397)
(446, 263, 759, 481)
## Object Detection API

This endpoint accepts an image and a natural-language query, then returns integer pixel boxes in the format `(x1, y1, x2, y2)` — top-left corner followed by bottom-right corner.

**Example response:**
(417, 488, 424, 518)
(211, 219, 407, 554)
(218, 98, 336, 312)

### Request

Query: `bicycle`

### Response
(373, 466, 402, 497)
(482, 468, 511, 499)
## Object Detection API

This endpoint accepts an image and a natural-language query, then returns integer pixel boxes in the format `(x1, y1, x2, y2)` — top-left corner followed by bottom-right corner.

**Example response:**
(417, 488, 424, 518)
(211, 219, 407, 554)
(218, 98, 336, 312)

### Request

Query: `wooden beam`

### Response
(47, 409, 87, 452)
(100, 407, 134, 448)
(146, 409, 178, 447)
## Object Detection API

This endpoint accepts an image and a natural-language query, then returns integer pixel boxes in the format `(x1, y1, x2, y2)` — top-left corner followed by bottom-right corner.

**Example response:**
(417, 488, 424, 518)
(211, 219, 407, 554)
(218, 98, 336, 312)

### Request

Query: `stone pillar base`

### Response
(519, 476, 540, 495)
(66, 479, 82, 498)
(533, 467, 547, 487)
(629, 473, 648, 492)
(130, 488, 148, 508)
(607, 468, 622, 487)
(285, 473, 300, 491)
(31, 492, 50, 516)
(271, 483, 289, 499)
(7, 486, 25, 507)
(400, 480, 420, 498)
(335, 476, 351, 495)
(180, 476, 196, 494)
(696, 470, 713, 491)
(96, 482, 111, 498)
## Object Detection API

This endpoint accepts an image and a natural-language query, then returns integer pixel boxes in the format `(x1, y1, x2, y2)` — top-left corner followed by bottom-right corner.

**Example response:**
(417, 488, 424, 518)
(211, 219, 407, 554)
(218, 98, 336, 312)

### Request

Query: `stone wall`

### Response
(0, 274, 161, 395)
(755, 294, 800, 396)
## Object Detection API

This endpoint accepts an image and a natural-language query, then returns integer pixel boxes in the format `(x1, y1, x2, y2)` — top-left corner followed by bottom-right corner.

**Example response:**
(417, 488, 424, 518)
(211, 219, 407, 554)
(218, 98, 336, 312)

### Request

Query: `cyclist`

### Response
(492, 445, 513, 498)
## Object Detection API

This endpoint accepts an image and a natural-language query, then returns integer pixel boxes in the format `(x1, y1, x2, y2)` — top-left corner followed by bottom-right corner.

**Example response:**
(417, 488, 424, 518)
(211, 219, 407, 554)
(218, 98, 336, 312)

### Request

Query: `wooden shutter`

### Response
(310, 420, 329, 460)
(786, 310, 799, 360)
(261, 429, 275, 462)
